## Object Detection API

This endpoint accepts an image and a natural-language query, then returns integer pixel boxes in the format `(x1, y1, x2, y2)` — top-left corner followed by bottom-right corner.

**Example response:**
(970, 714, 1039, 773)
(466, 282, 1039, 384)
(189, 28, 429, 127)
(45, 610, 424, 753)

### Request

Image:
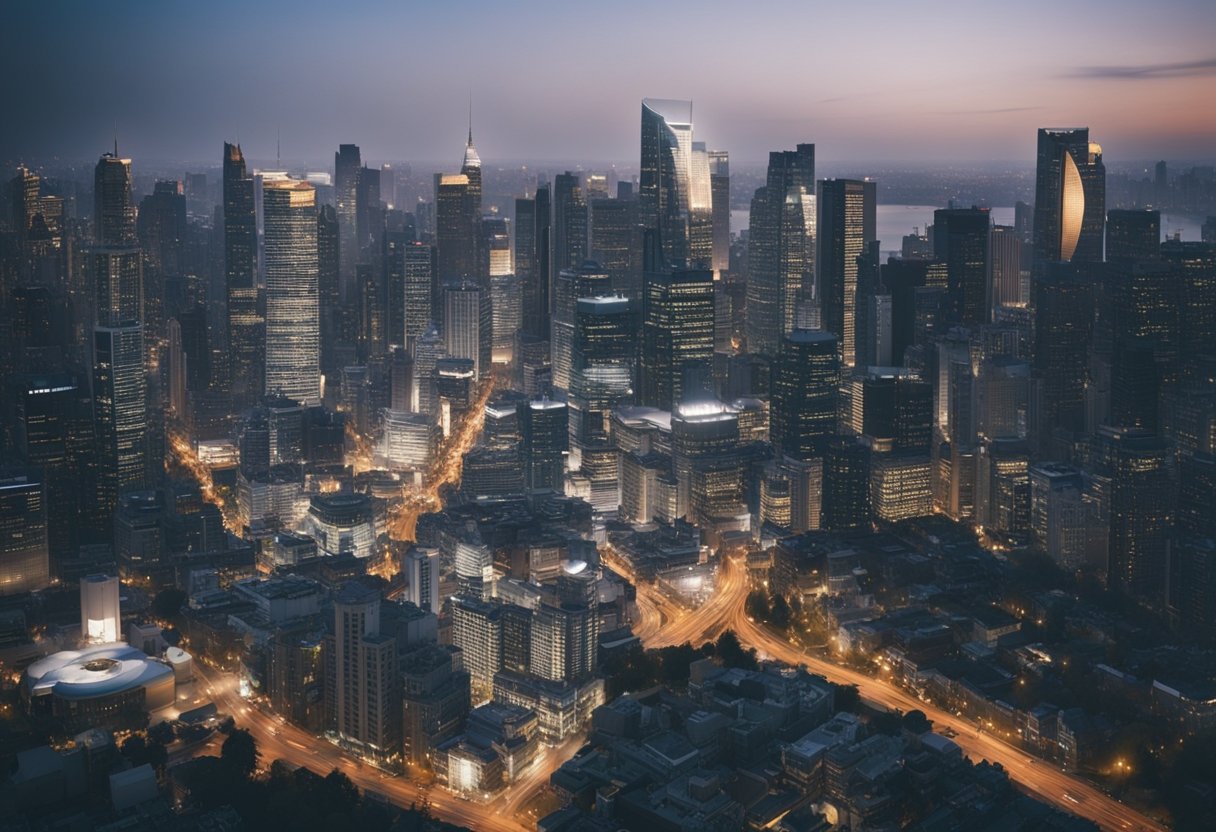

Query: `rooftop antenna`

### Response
(276, 125, 281, 169)
(113, 123, 118, 157)
(468, 91, 473, 145)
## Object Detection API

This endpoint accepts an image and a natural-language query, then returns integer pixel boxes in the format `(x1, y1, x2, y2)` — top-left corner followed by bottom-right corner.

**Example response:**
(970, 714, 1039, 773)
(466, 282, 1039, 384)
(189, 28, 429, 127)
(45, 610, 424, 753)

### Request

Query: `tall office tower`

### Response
(14, 372, 92, 564)
(388, 346, 413, 411)
(381, 229, 410, 353)
(93, 151, 136, 245)
(1161, 242, 1216, 382)
(404, 547, 441, 614)
(1107, 210, 1160, 264)
(746, 145, 816, 355)
(769, 329, 839, 461)
(443, 281, 492, 379)
(224, 142, 262, 404)
(491, 274, 521, 365)
(934, 207, 991, 325)
(821, 437, 871, 531)
(1178, 454, 1216, 539)
(1033, 128, 1105, 265)
(589, 197, 642, 302)
(842, 368, 933, 453)
(334, 144, 362, 298)
(531, 565, 599, 683)
(317, 204, 340, 378)
(450, 596, 503, 702)
(672, 402, 744, 524)
(1032, 264, 1093, 452)
(989, 225, 1024, 310)
(686, 142, 715, 268)
(404, 242, 436, 345)
(515, 196, 538, 322)
(819, 178, 877, 367)
(975, 355, 1030, 440)
(1098, 428, 1174, 605)
(877, 258, 948, 365)
(91, 246, 143, 327)
(328, 583, 399, 762)
(521, 399, 568, 492)
(137, 180, 186, 276)
(436, 174, 479, 286)
(483, 216, 512, 278)
(1029, 463, 1089, 569)
(1110, 259, 1177, 432)
(263, 179, 320, 405)
(640, 98, 706, 265)
(552, 263, 611, 392)
(93, 325, 146, 514)
(640, 266, 715, 411)
(709, 150, 730, 278)
(355, 165, 382, 259)
(975, 437, 1030, 540)
(570, 296, 634, 457)
(0, 468, 50, 596)
(411, 323, 443, 415)
(553, 172, 588, 273)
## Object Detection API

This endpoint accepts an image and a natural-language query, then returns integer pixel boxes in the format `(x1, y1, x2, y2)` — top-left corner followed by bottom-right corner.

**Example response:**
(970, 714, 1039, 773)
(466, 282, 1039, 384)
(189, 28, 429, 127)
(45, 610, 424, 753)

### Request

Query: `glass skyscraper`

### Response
(263, 179, 320, 405)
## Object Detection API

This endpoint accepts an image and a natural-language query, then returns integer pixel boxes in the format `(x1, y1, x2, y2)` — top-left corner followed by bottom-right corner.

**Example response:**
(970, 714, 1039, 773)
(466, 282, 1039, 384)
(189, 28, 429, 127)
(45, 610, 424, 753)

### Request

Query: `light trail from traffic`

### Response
(617, 550, 1165, 832)
(167, 429, 240, 533)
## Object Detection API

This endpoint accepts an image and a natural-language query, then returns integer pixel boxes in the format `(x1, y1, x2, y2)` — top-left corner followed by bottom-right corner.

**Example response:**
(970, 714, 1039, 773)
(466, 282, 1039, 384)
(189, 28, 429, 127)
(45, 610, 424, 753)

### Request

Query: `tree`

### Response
(745, 591, 770, 621)
(903, 709, 933, 735)
(714, 630, 759, 671)
(871, 709, 903, 736)
(833, 683, 862, 713)
(221, 728, 259, 780)
(770, 594, 791, 630)
(121, 734, 168, 772)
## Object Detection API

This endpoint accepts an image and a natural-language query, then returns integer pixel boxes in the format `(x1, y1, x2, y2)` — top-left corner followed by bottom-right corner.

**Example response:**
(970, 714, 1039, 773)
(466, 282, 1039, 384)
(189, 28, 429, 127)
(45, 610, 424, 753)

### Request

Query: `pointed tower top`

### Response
(461, 94, 481, 171)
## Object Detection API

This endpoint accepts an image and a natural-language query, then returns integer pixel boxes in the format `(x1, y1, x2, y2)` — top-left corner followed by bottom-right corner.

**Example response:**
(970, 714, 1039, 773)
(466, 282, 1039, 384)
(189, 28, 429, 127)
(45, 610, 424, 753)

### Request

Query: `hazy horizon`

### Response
(3, 0, 1214, 168)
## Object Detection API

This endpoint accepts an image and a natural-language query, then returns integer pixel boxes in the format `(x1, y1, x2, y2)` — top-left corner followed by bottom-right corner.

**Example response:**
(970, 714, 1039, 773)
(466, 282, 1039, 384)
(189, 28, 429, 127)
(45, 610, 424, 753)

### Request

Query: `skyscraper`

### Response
(640, 99, 708, 265)
(989, 225, 1024, 310)
(436, 174, 479, 286)
(933, 207, 991, 325)
(747, 145, 816, 355)
(553, 172, 588, 273)
(770, 329, 839, 461)
(224, 142, 263, 404)
(1033, 128, 1105, 265)
(92, 324, 147, 512)
(442, 281, 492, 379)
(263, 179, 320, 405)
(1099, 428, 1174, 605)
(640, 266, 715, 411)
(819, 178, 877, 368)
(589, 197, 642, 302)
(1032, 263, 1093, 452)
(551, 263, 611, 392)
(404, 242, 436, 346)
(709, 150, 730, 278)
(570, 296, 634, 455)
(334, 143, 362, 298)
(327, 582, 399, 763)
(93, 151, 136, 245)
(317, 204, 340, 378)
(0, 468, 50, 596)
(520, 399, 567, 493)
(1106, 209, 1160, 265)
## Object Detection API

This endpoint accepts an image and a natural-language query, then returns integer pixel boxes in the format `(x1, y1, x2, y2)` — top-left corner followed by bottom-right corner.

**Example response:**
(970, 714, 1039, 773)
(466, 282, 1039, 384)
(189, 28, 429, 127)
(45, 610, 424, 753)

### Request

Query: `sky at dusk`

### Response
(3, 0, 1215, 167)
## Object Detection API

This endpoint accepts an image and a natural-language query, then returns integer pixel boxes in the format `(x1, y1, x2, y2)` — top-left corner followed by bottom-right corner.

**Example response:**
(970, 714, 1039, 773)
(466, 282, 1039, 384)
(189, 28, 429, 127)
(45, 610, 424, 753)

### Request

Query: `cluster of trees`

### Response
(601, 629, 763, 698)
(177, 730, 459, 832)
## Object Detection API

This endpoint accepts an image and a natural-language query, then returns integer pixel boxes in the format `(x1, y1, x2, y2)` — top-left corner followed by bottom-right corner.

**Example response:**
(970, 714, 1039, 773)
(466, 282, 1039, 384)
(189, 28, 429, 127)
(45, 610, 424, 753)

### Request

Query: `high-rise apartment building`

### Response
(0, 468, 50, 596)
(327, 583, 399, 763)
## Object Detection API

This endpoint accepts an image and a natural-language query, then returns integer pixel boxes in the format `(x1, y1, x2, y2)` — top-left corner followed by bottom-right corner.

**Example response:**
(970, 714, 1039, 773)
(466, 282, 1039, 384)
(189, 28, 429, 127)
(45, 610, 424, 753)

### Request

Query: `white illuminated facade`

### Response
(80, 574, 121, 645)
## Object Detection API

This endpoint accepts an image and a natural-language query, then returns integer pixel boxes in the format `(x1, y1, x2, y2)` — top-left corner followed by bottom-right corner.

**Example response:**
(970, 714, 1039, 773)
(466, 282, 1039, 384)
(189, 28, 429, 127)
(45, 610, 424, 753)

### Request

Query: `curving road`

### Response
(613, 550, 1165, 832)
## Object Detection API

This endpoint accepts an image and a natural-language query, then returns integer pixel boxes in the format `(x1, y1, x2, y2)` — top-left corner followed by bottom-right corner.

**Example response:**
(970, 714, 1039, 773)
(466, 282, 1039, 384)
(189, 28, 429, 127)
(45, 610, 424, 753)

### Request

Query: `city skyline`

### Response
(4, 0, 1216, 165)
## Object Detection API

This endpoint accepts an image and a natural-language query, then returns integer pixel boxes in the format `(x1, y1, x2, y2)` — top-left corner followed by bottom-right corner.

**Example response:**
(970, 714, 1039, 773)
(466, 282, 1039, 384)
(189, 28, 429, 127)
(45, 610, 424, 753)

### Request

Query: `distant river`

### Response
(730, 205, 1204, 258)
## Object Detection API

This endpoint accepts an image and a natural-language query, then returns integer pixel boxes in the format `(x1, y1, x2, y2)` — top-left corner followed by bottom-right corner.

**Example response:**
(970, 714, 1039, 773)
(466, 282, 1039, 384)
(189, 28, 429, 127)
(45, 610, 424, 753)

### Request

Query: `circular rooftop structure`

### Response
(25, 643, 174, 710)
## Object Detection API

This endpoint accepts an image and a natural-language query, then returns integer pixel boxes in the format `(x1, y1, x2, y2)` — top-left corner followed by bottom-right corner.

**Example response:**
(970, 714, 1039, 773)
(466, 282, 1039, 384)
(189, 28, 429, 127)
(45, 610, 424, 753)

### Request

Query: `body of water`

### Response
(730, 205, 1204, 257)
